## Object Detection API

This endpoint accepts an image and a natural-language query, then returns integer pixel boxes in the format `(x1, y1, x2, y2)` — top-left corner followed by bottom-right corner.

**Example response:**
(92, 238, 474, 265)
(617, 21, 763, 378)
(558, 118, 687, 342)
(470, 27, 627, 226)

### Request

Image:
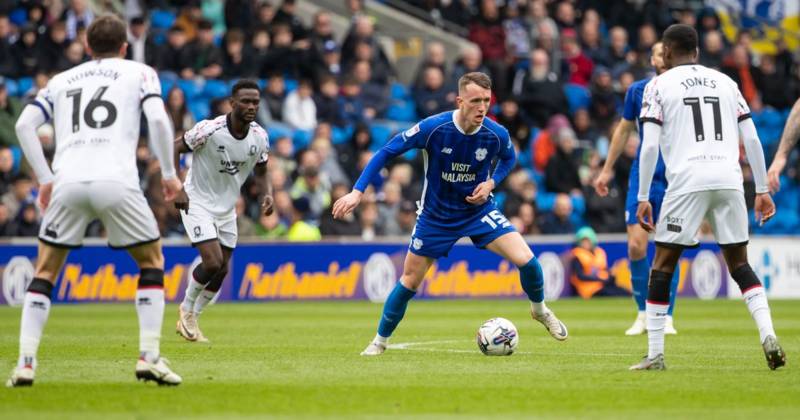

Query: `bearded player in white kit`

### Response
(630, 24, 785, 371)
(173, 79, 272, 343)
(8, 15, 183, 386)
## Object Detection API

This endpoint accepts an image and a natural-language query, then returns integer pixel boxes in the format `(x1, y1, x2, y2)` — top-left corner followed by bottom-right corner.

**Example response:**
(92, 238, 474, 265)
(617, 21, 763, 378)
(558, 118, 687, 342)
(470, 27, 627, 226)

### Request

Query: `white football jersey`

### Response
(34, 58, 162, 188)
(183, 115, 269, 215)
(640, 63, 751, 197)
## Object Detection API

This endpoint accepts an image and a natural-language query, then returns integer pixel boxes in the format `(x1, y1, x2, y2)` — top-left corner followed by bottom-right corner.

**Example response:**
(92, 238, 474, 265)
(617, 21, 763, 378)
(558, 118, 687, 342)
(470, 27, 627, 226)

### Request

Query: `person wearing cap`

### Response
(287, 196, 321, 241)
(570, 227, 628, 299)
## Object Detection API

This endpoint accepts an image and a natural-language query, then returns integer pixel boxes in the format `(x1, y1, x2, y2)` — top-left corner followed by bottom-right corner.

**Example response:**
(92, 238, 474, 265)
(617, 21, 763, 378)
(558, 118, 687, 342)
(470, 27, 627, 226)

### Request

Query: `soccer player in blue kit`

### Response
(593, 42, 679, 336)
(332, 72, 568, 356)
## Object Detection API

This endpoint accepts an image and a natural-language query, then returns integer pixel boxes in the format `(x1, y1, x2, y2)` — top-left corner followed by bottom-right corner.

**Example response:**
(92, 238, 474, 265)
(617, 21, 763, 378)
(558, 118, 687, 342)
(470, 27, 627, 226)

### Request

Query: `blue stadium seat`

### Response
(390, 82, 409, 100)
(188, 101, 210, 121)
(177, 79, 203, 100)
(150, 10, 177, 29)
(160, 79, 175, 98)
(266, 123, 295, 143)
(284, 78, 298, 93)
(293, 129, 313, 150)
(369, 122, 394, 150)
(203, 79, 229, 99)
(17, 77, 33, 96)
(563, 83, 591, 115)
(385, 100, 417, 122)
(537, 191, 557, 212)
(4, 78, 18, 97)
(331, 125, 353, 145)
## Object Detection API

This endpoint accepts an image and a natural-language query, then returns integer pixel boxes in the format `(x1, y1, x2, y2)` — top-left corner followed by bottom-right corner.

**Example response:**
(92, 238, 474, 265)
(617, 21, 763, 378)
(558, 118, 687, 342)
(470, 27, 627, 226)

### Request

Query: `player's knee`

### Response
(628, 241, 647, 260)
(138, 268, 164, 289)
(730, 263, 761, 292)
(201, 257, 224, 275)
(400, 274, 423, 290)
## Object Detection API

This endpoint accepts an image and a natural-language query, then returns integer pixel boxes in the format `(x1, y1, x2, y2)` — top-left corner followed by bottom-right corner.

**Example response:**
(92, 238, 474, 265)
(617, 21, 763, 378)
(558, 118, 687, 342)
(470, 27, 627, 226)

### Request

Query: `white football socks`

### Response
(181, 278, 206, 313)
(136, 288, 164, 363)
(193, 289, 217, 315)
(18, 292, 52, 369)
(646, 302, 669, 359)
(743, 286, 776, 343)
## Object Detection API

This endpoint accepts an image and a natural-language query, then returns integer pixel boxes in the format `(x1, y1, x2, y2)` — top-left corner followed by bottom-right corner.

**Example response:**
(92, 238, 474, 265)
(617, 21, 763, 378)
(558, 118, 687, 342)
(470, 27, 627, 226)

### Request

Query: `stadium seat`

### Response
(177, 79, 203, 100)
(386, 100, 417, 122)
(331, 125, 353, 145)
(4, 78, 18, 97)
(16, 77, 33, 96)
(284, 78, 298, 93)
(563, 83, 591, 115)
(390, 82, 409, 100)
(150, 10, 177, 29)
(266, 123, 295, 143)
(203, 79, 229, 99)
(188, 100, 210, 121)
(369, 122, 394, 150)
(293, 129, 313, 150)
(537, 191, 557, 212)
(160, 79, 175, 98)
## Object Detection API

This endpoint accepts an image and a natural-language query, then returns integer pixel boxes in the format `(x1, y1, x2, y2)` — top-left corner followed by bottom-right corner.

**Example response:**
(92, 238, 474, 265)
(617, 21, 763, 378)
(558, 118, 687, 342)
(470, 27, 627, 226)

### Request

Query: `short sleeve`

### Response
(735, 86, 752, 122)
(139, 65, 162, 104)
(639, 79, 663, 125)
(33, 82, 54, 121)
(183, 120, 212, 151)
(621, 84, 638, 121)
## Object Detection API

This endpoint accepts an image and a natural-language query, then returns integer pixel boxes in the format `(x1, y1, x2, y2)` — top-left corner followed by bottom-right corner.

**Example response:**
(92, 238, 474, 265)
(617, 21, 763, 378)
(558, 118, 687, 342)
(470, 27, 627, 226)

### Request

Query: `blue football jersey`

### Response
(623, 78, 668, 200)
(355, 111, 515, 227)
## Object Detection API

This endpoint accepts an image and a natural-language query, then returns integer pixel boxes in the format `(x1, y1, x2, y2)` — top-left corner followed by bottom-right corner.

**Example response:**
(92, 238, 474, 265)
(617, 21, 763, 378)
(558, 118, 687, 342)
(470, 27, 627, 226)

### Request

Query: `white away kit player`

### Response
(9, 15, 183, 387)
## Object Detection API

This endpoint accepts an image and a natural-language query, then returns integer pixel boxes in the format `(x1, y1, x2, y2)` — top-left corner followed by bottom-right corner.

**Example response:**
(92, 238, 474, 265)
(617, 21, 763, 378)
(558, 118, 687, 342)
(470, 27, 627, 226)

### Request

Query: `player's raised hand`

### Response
(767, 156, 785, 193)
(754, 193, 776, 226)
(466, 179, 495, 205)
(636, 201, 654, 233)
(37, 182, 52, 214)
(593, 168, 612, 197)
(332, 190, 362, 219)
(161, 177, 183, 202)
(261, 194, 274, 216)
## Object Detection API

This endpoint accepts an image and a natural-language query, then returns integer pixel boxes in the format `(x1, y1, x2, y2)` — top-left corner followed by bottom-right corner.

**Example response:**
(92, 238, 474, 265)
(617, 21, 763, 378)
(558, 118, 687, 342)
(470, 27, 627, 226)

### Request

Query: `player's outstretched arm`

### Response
(767, 98, 800, 192)
(594, 118, 635, 196)
(142, 97, 181, 201)
(15, 105, 55, 211)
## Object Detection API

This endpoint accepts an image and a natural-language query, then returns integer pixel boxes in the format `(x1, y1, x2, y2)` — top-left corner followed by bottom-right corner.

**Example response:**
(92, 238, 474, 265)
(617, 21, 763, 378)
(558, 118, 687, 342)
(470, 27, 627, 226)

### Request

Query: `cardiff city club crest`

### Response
(475, 148, 487, 161)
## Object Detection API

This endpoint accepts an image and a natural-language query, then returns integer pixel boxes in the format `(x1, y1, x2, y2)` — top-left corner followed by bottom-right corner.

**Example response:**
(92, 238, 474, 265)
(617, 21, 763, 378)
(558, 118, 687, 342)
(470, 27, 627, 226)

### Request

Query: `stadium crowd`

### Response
(0, 0, 799, 241)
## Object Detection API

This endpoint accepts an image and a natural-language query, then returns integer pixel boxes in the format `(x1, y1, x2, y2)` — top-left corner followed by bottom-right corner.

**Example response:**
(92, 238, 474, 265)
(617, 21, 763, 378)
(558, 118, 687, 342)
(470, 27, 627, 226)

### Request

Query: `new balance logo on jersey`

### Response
(441, 147, 453, 154)
(44, 223, 59, 239)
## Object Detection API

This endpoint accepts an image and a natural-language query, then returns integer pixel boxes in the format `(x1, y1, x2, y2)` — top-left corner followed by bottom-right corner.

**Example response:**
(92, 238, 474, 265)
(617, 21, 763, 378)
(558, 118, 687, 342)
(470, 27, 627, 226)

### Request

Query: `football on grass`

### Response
(476, 317, 518, 356)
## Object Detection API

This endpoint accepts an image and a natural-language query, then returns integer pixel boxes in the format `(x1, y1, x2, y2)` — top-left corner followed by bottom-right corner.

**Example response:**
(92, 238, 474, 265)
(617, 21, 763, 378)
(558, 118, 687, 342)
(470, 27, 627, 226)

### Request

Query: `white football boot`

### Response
(135, 357, 182, 385)
(664, 316, 678, 335)
(360, 341, 387, 356)
(531, 306, 569, 341)
(176, 306, 198, 341)
(6, 365, 35, 387)
(625, 312, 647, 336)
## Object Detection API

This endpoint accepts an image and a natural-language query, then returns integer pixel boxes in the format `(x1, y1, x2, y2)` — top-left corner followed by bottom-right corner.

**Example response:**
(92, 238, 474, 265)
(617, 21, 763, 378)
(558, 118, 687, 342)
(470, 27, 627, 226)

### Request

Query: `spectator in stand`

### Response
(545, 128, 582, 194)
(56, 40, 88, 71)
(449, 45, 490, 89)
(249, 26, 271, 74)
(376, 181, 402, 235)
(315, 76, 343, 126)
(309, 11, 336, 59)
(515, 48, 569, 128)
(580, 21, 609, 68)
(257, 74, 286, 125)
(40, 21, 69, 73)
(1, 174, 33, 218)
(0, 146, 15, 194)
(605, 26, 630, 72)
(338, 76, 367, 127)
(468, 0, 508, 97)
(314, 40, 343, 84)
(8, 201, 39, 237)
(496, 99, 531, 150)
(341, 15, 392, 81)
(320, 183, 361, 236)
(185, 19, 223, 79)
(283, 79, 317, 130)
(554, 0, 577, 30)
(224, 0, 257, 34)
(254, 1, 277, 30)
(350, 40, 392, 86)
(508, 201, 537, 235)
(526, 0, 559, 67)
(126, 16, 158, 66)
(561, 29, 594, 87)
(503, 3, 530, 61)
(63, 0, 94, 41)
(539, 193, 575, 234)
(414, 66, 454, 118)
(287, 196, 322, 242)
(722, 44, 759, 107)
(351, 60, 389, 118)
(256, 209, 288, 239)
(0, 15, 15, 77)
(572, 108, 600, 145)
(637, 23, 658, 53)
(0, 202, 12, 236)
(413, 42, 447, 91)
(310, 136, 349, 187)
(394, 199, 417, 236)
(12, 24, 44, 77)
(236, 196, 257, 238)
(358, 201, 380, 240)
(158, 26, 192, 76)
(337, 124, 372, 182)
(222, 29, 256, 78)
(532, 114, 570, 172)
(583, 153, 625, 233)
(291, 154, 331, 223)
(260, 24, 299, 78)
(0, 80, 22, 148)
(755, 54, 793, 110)
(273, 0, 308, 41)
(166, 87, 195, 138)
(175, 4, 203, 42)
(588, 66, 617, 131)
(700, 30, 726, 70)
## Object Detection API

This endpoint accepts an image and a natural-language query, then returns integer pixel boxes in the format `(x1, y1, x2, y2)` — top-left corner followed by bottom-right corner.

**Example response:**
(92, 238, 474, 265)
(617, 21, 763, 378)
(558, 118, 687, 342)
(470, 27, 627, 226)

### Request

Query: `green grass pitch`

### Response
(1, 298, 798, 419)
